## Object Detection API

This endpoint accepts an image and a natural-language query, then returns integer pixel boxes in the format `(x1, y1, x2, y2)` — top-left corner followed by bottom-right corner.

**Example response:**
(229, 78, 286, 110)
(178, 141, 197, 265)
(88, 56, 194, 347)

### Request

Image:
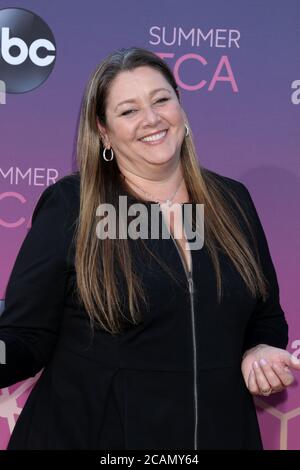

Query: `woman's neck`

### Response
(119, 162, 189, 204)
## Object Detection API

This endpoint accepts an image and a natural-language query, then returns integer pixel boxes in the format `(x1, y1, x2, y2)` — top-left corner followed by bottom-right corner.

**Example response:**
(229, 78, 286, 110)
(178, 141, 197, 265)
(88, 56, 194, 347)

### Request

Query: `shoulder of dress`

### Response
(39, 172, 80, 225)
(55, 171, 80, 190)
(52, 171, 80, 203)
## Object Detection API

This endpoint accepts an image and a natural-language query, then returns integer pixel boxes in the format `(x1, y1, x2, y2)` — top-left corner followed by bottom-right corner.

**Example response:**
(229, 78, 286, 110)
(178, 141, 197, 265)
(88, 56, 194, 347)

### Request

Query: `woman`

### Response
(0, 47, 299, 450)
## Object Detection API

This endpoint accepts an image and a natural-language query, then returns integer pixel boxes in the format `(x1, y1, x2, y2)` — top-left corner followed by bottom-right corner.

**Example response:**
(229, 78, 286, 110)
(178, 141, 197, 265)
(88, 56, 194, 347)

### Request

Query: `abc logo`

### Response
(0, 8, 56, 93)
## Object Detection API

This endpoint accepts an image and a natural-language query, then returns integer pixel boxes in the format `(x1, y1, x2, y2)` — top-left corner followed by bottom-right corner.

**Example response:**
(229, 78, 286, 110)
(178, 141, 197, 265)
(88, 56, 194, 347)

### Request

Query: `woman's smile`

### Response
(139, 129, 168, 145)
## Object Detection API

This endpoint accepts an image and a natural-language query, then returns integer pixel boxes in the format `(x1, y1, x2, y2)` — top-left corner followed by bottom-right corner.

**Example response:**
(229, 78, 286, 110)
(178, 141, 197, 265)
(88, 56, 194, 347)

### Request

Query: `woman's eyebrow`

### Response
(115, 87, 171, 111)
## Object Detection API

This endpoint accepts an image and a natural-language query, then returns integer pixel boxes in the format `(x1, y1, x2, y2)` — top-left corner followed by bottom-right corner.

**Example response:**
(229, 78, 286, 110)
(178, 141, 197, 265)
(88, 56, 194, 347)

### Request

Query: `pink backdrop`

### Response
(0, 0, 299, 449)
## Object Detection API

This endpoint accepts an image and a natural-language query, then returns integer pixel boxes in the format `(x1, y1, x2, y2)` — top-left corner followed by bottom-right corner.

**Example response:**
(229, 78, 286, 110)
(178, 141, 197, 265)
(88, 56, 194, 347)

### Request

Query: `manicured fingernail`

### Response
(254, 361, 259, 368)
(291, 355, 300, 365)
(259, 358, 267, 366)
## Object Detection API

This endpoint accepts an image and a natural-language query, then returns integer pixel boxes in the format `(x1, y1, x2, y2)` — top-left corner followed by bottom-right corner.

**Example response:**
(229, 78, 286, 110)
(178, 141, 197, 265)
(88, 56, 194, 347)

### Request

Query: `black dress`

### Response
(0, 170, 288, 449)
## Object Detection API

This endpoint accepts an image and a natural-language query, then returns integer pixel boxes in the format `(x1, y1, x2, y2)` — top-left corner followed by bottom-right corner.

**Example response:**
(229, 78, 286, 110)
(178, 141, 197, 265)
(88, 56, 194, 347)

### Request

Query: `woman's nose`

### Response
(141, 105, 161, 125)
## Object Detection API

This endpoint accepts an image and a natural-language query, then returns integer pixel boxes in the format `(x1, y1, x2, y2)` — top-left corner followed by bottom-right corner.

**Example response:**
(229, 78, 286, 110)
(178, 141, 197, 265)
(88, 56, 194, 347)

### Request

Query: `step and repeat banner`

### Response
(0, 0, 299, 450)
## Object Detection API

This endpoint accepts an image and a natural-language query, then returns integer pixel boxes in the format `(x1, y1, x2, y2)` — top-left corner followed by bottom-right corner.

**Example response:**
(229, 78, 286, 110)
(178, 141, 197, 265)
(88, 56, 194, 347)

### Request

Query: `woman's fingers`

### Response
(243, 350, 298, 396)
(257, 358, 285, 392)
(253, 360, 275, 395)
(271, 362, 294, 387)
(247, 368, 259, 395)
(251, 358, 295, 395)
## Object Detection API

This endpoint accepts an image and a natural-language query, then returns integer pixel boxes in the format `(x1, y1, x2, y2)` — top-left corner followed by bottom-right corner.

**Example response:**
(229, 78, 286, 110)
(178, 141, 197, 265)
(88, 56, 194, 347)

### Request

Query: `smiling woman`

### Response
(97, 65, 186, 172)
(0, 46, 294, 451)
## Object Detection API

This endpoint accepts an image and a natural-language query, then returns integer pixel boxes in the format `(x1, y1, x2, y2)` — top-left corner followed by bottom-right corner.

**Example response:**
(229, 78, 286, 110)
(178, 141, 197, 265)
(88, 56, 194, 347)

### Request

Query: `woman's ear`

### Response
(96, 119, 110, 147)
(180, 106, 187, 122)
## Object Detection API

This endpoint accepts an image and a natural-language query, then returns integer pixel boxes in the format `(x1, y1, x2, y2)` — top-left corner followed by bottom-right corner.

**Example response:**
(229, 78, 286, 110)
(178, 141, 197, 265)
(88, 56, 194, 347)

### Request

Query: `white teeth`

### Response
(140, 130, 167, 142)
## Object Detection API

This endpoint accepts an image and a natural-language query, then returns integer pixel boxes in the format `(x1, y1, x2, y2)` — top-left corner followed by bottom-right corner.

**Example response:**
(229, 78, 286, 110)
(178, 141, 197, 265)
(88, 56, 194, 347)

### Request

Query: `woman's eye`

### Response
(121, 98, 169, 116)
(121, 109, 136, 116)
(156, 97, 169, 103)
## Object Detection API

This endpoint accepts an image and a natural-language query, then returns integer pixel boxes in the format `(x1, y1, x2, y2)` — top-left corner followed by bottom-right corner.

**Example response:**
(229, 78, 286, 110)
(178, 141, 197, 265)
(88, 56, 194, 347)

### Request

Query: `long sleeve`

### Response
(236, 182, 289, 354)
(0, 181, 69, 388)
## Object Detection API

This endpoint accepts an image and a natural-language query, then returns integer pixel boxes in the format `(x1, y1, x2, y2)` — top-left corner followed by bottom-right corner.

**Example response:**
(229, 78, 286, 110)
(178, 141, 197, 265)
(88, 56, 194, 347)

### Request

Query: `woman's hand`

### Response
(241, 344, 300, 396)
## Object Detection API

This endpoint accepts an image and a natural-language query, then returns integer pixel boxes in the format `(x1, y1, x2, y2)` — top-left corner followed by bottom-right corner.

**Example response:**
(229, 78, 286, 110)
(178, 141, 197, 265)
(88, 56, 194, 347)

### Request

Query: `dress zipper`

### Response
(159, 203, 198, 450)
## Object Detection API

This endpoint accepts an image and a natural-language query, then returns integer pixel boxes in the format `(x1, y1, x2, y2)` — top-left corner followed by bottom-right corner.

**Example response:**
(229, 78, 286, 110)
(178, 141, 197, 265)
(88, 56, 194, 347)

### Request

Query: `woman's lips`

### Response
(139, 129, 168, 145)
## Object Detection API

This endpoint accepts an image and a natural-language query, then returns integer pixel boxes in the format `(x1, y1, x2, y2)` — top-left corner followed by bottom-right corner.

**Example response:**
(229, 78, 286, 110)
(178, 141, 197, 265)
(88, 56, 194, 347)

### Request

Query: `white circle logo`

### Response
(0, 8, 56, 93)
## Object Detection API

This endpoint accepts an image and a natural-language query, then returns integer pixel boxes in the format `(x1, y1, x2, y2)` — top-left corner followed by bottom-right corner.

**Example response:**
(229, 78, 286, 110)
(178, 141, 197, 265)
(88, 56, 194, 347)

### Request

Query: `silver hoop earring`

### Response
(103, 147, 114, 162)
(185, 123, 189, 137)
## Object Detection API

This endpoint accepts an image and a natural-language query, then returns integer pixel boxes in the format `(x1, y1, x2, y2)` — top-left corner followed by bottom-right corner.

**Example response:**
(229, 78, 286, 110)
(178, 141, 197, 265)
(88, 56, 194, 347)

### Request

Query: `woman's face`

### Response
(97, 66, 186, 174)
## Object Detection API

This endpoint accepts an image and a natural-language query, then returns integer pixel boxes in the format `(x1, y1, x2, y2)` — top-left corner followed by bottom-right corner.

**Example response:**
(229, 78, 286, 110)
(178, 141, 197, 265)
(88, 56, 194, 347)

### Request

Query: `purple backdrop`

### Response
(0, 0, 299, 449)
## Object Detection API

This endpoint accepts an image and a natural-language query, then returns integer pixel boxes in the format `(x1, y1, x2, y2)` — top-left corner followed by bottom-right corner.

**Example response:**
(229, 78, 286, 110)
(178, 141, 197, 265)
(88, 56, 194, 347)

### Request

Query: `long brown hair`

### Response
(74, 46, 268, 336)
